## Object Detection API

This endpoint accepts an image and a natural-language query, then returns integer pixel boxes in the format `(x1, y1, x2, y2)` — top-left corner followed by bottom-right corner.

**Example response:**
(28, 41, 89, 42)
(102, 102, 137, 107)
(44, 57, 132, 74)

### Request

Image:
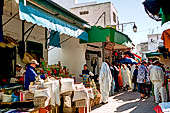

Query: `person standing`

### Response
(81, 64, 94, 87)
(121, 64, 131, 90)
(110, 64, 115, 96)
(131, 64, 136, 90)
(24, 59, 39, 90)
(150, 61, 167, 104)
(132, 66, 138, 91)
(118, 64, 123, 88)
(99, 62, 112, 104)
(137, 61, 148, 99)
(113, 62, 119, 92)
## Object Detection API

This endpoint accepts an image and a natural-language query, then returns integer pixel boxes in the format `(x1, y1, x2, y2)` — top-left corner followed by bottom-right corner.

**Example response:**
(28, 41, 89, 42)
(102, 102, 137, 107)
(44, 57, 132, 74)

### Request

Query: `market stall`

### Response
(0, 60, 101, 113)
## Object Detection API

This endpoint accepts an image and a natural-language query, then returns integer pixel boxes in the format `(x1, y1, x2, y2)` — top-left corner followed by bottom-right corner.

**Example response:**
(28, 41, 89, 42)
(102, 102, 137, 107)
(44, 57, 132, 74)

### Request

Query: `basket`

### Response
(2, 94, 12, 102)
(25, 92, 34, 100)
(34, 96, 47, 108)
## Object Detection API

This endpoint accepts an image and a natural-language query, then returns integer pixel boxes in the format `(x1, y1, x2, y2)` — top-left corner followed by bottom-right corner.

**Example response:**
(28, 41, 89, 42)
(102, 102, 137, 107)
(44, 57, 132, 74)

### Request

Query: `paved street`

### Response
(91, 90, 156, 113)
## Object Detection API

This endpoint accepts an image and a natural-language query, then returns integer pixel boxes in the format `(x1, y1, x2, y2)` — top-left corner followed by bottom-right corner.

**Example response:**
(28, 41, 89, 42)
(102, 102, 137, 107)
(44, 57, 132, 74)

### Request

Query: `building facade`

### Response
(70, 2, 118, 28)
(148, 34, 163, 51)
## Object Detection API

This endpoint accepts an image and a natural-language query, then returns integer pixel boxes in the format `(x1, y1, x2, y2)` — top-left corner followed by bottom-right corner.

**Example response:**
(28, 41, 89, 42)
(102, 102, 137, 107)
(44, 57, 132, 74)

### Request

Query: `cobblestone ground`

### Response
(91, 90, 156, 113)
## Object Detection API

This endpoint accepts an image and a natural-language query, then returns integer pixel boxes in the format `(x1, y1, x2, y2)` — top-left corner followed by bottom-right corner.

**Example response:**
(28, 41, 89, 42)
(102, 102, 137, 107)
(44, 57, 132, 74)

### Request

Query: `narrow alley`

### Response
(91, 90, 155, 113)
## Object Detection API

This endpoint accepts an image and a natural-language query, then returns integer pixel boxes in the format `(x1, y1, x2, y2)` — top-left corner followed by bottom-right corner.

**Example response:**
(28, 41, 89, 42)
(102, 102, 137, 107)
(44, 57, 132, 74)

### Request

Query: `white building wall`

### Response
(148, 34, 163, 51)
(48, 34, 87, 82)
(51, 0, 78, 9)
(3, 1, 47, 67)
(70, 2, 118, 27)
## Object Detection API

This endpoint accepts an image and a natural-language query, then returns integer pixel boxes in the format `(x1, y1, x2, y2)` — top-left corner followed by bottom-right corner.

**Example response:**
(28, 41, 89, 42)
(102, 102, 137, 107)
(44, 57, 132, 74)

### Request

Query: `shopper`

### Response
(132, 66, 138, 92)
(118, 64, 123, 88)
(99, 62, 112, 104)
(121, 64, 131, 90)
(137, 61, 148, 99)
(24, 59, 39, 90)
(113, 62, 119, 92)
(150, 61, 167, 104)
(110, 64, 115, 96)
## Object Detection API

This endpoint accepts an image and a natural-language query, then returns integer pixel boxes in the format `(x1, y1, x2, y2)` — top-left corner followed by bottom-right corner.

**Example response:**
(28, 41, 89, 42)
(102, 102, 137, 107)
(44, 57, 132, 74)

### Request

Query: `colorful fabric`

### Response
(161, 29, 170, 51)
(137, 65, 147, 83)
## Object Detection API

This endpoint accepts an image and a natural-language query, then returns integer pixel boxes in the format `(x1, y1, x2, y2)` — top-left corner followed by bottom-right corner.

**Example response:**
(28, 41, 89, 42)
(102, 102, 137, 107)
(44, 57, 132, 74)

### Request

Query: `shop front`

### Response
(80, 26, 133, 71)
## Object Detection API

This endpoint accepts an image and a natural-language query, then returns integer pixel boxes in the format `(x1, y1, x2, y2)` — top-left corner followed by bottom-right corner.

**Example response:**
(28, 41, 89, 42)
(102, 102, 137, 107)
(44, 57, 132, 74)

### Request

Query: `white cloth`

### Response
(159, 102, 170, 113)
(73, 88, 89, 102)
(99, 62, 112, 103)
(121, 65, 131, 87)
(153, 81, 167, 103)
(43, 79, 60, 106)
(34, 88, 51, 107)
(60, 78, 75, 94)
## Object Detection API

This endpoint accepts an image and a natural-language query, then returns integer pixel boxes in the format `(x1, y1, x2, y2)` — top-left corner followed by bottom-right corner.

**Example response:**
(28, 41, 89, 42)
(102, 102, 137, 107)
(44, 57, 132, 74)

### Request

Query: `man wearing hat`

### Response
(150, 61, 167, 104)
(24, 59, 39, 90)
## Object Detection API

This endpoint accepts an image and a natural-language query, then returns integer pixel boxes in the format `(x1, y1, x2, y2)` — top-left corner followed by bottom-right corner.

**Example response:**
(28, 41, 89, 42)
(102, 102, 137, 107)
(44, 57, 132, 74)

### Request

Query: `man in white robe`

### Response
(99, 62, 112, 104)
(150, 61, 167, 104)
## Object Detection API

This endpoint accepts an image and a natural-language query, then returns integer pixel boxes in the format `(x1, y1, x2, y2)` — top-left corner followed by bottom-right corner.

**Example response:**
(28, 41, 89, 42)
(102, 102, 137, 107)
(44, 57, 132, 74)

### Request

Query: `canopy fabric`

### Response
(118, 58, 138, 64)
(80, 26, 132, 48)
(48, 30, 61, 48)
(146, 52, 162, 57)
(133, 53, 141, 59)
(19, 2, 88, 41)
(161, 29, 170, 51)
(159, 8, 170, 25)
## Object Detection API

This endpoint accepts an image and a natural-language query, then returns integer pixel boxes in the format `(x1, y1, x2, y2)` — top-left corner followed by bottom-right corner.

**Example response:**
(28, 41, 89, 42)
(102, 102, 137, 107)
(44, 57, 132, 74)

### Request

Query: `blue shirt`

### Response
(24, 65, 37, 90)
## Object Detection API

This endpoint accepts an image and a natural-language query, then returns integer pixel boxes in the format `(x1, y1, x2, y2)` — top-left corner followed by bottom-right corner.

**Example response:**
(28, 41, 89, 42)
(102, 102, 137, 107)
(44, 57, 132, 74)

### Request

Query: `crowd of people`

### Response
(98, 60, 169, 105)
(14, 58, 169, 105)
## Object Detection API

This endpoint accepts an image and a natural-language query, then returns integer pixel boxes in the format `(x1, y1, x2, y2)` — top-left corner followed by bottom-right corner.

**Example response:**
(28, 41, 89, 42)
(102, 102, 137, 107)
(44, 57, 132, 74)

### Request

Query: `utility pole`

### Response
(95, 12, 106, 62)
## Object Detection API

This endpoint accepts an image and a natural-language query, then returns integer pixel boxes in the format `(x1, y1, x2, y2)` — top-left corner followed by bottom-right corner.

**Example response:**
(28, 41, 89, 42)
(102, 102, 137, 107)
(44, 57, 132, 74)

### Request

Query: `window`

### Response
(27, 41, 43, 62)
(113, 12, 117, 23)
(80, 11, 89, 15)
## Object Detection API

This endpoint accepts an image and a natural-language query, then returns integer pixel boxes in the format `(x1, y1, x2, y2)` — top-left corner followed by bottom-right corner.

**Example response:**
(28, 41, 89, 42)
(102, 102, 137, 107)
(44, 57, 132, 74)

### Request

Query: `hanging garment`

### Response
(99, 62, 112, 103)
(161, 29, 170, 51)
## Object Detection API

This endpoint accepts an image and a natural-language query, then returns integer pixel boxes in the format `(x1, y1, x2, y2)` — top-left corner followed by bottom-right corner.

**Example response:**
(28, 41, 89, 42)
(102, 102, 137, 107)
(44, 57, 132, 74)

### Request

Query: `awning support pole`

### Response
(48, 36, 72, 51)
(24, 24, 36, 35)
(2, 12, 19, 26)
(24, 25, 35, 42)
(45, 28, 48, 49)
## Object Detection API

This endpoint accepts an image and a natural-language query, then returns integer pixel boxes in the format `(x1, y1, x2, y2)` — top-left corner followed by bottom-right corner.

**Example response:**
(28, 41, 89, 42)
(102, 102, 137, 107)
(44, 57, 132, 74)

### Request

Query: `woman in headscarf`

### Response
(121, 64, 131, 90)
(99, 61, 112, 104)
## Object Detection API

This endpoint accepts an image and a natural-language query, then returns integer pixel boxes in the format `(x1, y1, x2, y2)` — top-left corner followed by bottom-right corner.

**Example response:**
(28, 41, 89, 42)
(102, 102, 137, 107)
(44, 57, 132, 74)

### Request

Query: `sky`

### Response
(78, 0, 162, 45)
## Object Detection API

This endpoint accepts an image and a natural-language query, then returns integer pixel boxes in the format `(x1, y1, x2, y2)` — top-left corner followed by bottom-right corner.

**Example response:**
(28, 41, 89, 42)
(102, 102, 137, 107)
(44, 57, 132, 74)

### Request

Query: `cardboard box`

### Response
(63, 106, 76, 113)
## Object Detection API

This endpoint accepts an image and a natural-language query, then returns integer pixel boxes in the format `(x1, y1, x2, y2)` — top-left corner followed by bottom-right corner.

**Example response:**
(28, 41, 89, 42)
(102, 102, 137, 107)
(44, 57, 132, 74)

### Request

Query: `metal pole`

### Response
(45, 28, 48, 49)
(102, 12, 106, 62)
(122, 24, 123, 32)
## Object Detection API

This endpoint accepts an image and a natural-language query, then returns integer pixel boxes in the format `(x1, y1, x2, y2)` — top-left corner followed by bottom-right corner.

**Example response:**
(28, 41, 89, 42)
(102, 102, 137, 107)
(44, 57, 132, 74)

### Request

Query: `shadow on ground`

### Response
(114, 91, 156, 113)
